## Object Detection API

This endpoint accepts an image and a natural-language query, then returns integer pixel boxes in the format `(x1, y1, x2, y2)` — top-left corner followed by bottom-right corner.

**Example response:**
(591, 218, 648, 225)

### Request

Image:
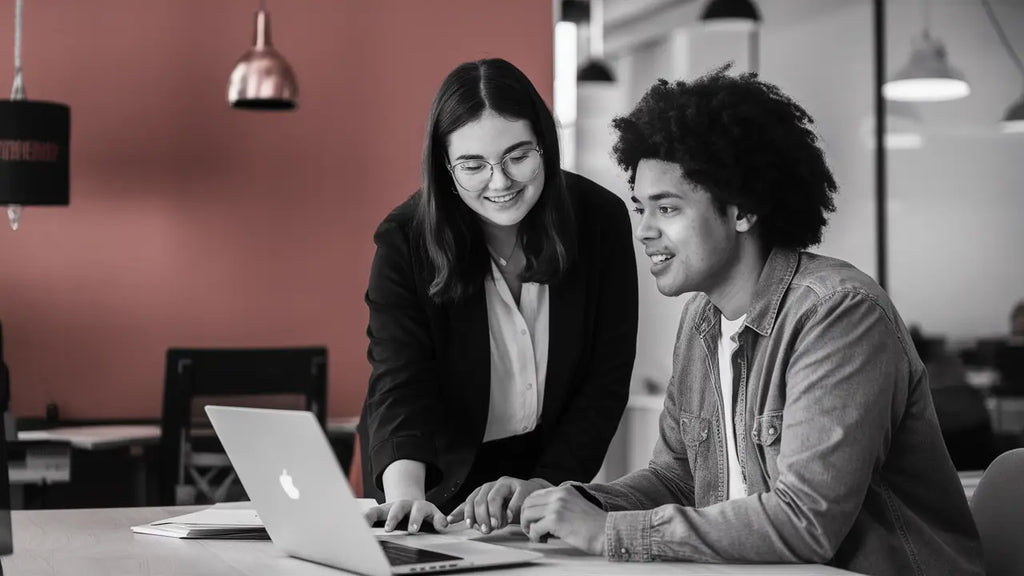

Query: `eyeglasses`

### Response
(447, 147, 543, 193)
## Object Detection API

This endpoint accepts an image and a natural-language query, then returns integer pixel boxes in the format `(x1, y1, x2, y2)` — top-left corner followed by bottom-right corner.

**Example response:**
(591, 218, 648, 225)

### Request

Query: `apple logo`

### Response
(279, 469, 301, 500)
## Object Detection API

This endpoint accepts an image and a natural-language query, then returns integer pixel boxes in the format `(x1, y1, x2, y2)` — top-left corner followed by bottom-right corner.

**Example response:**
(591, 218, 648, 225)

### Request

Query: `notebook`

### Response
(131, 502, 268, 539)
(205, 405, 542, 576)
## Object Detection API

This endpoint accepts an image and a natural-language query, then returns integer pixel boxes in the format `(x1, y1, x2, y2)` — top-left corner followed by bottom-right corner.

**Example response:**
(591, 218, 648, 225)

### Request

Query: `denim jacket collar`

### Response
(694, 247, 800, 339)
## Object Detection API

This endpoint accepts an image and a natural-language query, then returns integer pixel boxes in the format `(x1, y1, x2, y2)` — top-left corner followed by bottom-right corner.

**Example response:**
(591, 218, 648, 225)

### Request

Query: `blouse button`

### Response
(520, 329, 527, 336)
(526, 382, 534, 390)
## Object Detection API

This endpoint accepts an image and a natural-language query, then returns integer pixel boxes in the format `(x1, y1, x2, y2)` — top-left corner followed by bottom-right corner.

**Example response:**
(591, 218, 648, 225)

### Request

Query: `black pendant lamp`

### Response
(700, 0, 762, 28)
(0, 0, 71, 231)
(577, 0, 615, 83)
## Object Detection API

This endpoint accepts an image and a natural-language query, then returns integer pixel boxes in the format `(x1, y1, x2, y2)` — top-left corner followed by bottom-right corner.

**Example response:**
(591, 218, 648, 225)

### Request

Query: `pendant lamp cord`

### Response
(11, 0, 25, 100)
(980, 0, 1024, 87)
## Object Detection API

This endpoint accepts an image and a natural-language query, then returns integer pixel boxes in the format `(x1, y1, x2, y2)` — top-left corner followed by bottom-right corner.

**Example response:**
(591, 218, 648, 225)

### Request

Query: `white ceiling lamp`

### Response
(979, 0, 1024, 134)
(884, 0, 969, 102)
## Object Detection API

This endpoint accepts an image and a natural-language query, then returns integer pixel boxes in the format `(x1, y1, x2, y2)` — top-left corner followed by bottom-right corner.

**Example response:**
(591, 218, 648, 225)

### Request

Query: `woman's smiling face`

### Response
(446, 109, 545, 231)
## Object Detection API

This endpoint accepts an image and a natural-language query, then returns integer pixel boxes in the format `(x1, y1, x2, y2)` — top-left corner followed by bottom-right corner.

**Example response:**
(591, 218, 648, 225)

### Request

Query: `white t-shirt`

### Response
(481, 259, 549, 442)
(718, 312, 748, 500)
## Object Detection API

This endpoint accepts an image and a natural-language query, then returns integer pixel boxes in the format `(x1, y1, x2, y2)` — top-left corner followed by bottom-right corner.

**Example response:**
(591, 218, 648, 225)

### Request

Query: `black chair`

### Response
(1, 320, 13, 557)
(158, 347, 327, 505)
(931, 384, 998, 471)
(995, 344, 1024, 395)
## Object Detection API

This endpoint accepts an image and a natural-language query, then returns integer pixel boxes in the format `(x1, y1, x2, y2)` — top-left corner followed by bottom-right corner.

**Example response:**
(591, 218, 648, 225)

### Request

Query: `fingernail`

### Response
(491, 517, 497, 528)
(481, 524, 490, 533)
(446, 515, 454, 522)
(409, 524, 418, 532)
(439, 518, 449, 528)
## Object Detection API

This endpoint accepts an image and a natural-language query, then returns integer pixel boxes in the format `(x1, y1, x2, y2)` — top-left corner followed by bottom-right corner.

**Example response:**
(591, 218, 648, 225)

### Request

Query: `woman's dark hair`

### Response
(415, 58, 575, 303)
(612, 66, 837, 250)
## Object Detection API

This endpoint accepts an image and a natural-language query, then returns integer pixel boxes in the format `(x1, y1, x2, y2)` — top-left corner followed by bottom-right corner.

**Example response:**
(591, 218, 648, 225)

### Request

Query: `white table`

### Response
(9, 417, 359, 506)
(0, 506, 861, 576)
(15, 417, 358, 449)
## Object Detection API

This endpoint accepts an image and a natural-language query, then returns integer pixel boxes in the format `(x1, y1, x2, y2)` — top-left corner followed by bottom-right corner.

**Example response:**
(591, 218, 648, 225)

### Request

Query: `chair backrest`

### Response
(930, 384, 997, 470)
(158, 347, 328, 505)
(970, 448, 1024, 576)
(0, 320, 12, 555)
(995, 344, 1024, 391)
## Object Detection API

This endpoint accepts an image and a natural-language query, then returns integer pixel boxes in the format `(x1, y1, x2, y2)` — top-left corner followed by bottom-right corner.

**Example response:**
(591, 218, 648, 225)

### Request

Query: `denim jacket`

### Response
(582, 249, 984, 576)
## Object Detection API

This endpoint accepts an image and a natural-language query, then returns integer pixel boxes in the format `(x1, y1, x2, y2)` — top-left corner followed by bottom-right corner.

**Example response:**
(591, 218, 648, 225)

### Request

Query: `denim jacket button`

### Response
(768, 426, 777, 435)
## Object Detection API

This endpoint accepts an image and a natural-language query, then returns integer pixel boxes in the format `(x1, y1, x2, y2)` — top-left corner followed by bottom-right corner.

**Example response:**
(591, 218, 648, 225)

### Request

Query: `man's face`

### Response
(631, 159, 743, 297)
(1012, 310, 1024, 337)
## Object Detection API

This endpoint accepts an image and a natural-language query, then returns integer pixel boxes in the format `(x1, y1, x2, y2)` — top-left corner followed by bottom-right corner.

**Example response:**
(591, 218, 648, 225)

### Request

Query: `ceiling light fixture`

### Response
(577, 0, 615, 83)
(0, 0, 71, 231)
(979, 0, 1024, 133)
(884, 0, 969, 102)
(227, 0, 298, 110)
(699, 0, 762, 31)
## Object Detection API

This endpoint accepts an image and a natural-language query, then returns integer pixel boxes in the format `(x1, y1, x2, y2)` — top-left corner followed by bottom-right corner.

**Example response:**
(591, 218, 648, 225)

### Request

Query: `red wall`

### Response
(0, 0, 554, 419)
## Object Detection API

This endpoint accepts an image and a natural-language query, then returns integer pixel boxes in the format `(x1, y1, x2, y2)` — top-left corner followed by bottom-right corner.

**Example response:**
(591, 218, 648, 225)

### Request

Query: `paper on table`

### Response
(132, 499, 382, 539)
(152, 507, 263, 527)
(131, 503, 267, 539)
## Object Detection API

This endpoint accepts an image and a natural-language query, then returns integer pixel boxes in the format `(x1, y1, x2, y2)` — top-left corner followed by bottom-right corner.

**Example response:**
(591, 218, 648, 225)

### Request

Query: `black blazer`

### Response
(358, 171, 638, 506)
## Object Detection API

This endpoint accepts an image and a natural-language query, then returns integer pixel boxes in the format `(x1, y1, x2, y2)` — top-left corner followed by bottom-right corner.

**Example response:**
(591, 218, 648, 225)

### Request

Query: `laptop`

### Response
(205, 405, 541, 576)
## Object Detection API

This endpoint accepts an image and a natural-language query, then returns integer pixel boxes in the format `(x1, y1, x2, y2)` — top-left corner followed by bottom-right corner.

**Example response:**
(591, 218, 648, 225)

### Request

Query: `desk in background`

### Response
(2, 506, 861, 576)
(10, 417, 358, 508)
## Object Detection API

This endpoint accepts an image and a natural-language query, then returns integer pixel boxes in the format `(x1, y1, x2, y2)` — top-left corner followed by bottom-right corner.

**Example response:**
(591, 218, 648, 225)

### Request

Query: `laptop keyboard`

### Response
(379, 540, 462, 567)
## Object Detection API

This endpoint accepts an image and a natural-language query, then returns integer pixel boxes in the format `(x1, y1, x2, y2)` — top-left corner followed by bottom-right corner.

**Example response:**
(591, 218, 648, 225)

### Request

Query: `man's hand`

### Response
(447, 476, 552, 533)
(520, 486, 607, 555)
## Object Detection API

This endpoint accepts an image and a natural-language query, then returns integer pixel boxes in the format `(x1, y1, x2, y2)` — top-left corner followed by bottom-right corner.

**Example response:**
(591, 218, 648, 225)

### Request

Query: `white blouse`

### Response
(481, 258, 550, 442)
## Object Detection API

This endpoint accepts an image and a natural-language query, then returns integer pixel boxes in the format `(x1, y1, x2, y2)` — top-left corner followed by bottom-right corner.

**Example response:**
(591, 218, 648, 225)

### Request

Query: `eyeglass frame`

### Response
(446, 146, 544, 192)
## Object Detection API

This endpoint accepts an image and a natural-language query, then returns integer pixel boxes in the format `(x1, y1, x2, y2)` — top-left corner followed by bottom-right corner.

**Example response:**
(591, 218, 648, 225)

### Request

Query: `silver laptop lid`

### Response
(205, 405, 392, 576)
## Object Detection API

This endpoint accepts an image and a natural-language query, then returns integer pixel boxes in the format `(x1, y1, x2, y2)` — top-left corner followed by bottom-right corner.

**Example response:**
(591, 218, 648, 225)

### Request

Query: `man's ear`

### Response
(734, 209, 758, 233)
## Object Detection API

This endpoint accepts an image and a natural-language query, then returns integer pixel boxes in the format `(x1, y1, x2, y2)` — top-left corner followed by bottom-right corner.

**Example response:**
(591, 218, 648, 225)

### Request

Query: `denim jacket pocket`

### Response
(680, 412, 710, 449)
(752, 410, 784, 481)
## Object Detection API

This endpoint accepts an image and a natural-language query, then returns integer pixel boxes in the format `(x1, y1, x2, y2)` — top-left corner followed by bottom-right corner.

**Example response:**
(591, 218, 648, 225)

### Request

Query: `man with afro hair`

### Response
(519, 68, 983, 576)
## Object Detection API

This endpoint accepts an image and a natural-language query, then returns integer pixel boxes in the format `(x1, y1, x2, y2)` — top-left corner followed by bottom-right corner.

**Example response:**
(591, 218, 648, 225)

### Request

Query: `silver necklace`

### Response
(489, 238, 519, 267)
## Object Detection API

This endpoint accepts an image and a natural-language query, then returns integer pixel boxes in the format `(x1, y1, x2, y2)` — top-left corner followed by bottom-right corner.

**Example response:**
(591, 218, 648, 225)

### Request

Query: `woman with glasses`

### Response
(359, 58, 637, 535)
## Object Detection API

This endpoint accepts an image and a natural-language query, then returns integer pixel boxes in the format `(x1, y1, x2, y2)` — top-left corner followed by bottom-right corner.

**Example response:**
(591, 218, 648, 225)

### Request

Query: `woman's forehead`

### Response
(446, 111, 536, 159)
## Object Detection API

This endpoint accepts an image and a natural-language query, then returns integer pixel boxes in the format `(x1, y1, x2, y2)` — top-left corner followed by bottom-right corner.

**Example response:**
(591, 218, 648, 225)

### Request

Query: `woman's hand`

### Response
(364, 499, 449, 534)
(446, 476, 553, 533)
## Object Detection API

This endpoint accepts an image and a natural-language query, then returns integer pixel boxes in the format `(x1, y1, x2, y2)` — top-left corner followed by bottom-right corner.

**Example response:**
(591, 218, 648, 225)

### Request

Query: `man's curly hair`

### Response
(612, 66, 837, 250)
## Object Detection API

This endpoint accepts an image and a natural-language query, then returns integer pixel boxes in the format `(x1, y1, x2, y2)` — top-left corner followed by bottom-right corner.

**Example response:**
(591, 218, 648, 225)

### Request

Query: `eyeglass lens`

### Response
(450, 148, 541, 192)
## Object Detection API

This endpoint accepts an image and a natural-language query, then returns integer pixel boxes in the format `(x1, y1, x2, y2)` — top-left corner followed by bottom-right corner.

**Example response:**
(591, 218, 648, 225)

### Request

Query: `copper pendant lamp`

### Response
(227, 0, 298, 110)
(0, 0, 71, 231)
